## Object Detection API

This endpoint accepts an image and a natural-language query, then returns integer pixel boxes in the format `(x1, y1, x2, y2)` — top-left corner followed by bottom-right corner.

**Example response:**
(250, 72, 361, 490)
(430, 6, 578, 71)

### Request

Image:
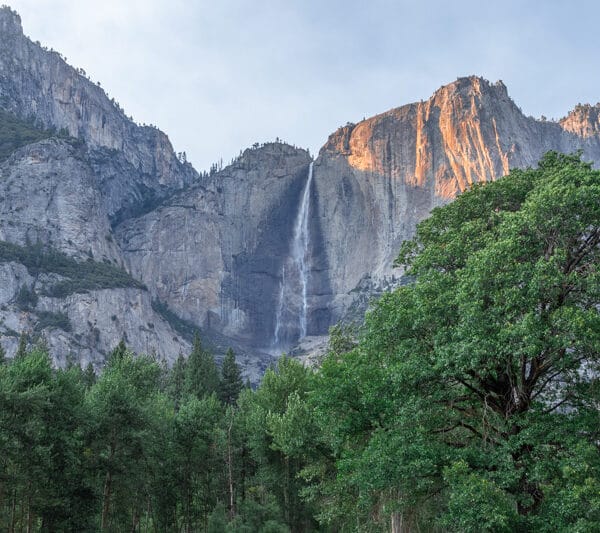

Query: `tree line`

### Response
(0, 152, 598, 531)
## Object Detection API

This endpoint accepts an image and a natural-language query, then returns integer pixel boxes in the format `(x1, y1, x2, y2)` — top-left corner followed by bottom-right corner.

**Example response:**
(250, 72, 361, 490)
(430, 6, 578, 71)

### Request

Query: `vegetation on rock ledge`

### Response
(0, 108, 72, 162)
(0, 240, 145, 296)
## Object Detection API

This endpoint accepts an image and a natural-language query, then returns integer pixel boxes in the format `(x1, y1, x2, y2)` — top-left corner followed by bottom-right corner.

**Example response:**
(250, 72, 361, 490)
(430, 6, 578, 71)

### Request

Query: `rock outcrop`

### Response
(0, 7, 197, 221)
(0, 7, 193, 369)
(1, 6, 600, 372)
(310, 77, 600, 331)
(116, 143, 312, 350)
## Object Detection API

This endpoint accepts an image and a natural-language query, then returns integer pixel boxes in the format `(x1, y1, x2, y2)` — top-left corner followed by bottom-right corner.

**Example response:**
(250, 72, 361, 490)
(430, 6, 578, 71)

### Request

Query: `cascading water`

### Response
(273, 162, 314, 348)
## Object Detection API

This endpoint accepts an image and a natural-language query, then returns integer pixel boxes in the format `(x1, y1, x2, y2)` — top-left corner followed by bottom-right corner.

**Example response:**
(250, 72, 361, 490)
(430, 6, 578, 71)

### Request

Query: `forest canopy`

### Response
(0, 152, 598, 532)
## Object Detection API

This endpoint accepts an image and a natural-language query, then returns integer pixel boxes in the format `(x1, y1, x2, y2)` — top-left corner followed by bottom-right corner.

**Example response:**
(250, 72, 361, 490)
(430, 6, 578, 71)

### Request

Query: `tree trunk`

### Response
(101, 440, 116, 531)
(241, 444, 247, 501)
(391, 512, 414, 533)
(101, 469, 112, 531)
(26, 491, 32, 533)
(131, 507, 139, 532)
(227, 418, 235, 519)
(9, 489, 15, 533)
(186, 484, 192, 533)
(19, 495, 24, 533)
(284, 456, 290, 525)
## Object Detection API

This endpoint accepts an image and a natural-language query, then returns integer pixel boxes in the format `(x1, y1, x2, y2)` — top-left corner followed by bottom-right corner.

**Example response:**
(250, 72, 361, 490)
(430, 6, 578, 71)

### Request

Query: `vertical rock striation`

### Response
(0, 7, 197, 220)
(116, 143, 313, 353)
(310, 76, 600, 330)
(1, 6, 600, 370)
(0, 6, 196, 367)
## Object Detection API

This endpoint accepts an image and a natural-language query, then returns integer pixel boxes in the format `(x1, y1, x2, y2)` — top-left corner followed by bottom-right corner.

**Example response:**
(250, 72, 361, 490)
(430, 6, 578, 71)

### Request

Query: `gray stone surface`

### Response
(1, 6, 600, 372)
(0, 7, 197, 219)
(311, 77, 600, 330)
(116, 143, 312, 350)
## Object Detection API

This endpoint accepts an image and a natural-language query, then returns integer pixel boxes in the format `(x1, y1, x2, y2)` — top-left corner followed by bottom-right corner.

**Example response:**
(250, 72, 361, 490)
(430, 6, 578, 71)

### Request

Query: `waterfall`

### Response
(273, 162, 314, 348)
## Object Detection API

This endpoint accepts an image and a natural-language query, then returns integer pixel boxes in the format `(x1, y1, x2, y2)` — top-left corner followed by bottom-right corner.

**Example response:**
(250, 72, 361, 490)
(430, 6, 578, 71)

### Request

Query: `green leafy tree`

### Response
(310, 152, 600, 530)
(0, 345, 55, 531)
(245, 356, 318, 531)
(86, 352, 165, 530)
(0, 346, 95, 530)
(106, 337, 127, 367)
(82, 361, 96, 388)
(220, 348, 243, 405)
(172, 394, 223, 531)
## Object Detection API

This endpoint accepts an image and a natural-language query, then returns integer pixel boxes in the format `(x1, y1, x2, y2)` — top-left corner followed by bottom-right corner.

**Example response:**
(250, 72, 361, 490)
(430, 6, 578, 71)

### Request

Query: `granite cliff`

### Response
(0, 7, 194, 370)
(1, 6, 599, 374)
(311, 77, 600, 336)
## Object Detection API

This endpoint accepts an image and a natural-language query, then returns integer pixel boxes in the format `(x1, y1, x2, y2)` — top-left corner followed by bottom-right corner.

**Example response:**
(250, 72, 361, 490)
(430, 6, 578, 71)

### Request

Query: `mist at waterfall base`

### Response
(273, 162, 315, 350)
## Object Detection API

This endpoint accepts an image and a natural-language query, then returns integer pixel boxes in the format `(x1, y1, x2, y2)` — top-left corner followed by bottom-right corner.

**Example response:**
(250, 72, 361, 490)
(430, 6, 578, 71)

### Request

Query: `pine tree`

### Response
(107, 338, 127, 366)
(83, 362, 96, 388)
(219, 348, 243, 405)
(185, 333, 220, 399)
(0, 342, 5, 365)
(168, 353, 187, 409)
(34, 334, 49, 354)
(15, 331, 28, 359)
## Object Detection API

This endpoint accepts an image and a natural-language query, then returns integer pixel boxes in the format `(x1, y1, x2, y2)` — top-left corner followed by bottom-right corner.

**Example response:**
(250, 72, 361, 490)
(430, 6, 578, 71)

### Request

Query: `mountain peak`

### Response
(0, 5, 22, 36)
(231, 142, 311, 173)
(428, 76, 512, 114)
(432, 76, 508, 98)
(560, 103, 600, 138)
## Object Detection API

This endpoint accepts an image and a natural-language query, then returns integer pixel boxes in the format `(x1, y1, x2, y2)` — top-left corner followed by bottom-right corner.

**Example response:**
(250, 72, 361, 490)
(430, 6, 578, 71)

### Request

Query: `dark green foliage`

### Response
(307, 152, 600, 530)
(228, 487, 290, 532)
(0, 152, 597, 531)
(172, 394, 224, 530)
(151, 298, 197, 341)
(327, 323, 357, 356)
(33, 310, 71, 333)
(0, 240, 144, 296)
(0, 345, 95, 531)
(0, 342, 5, 365)
(83, 362, 96, 388)
(14, 330, 27, 359)
(220, 347, 243, 405)
(106, 338, 127, 367)
(0, 108, 62, 162)
(15, 284, 38, 310)
(185, 333, 220, 399)
(167, 353, 187, 409)
(246, 356, 319, 530)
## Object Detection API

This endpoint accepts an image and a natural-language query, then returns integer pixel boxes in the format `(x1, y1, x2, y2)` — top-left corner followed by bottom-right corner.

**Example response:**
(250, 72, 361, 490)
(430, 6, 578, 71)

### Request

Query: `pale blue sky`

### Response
(6, 0, 600, 170)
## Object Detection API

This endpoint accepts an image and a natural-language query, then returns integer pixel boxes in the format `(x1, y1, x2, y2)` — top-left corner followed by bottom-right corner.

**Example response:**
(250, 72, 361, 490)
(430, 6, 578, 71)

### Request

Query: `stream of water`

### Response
(273, 162, 314, 348)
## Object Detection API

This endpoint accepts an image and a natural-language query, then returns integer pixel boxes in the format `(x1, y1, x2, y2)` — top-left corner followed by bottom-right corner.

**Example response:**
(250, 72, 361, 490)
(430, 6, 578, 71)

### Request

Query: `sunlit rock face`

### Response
(312, 76, 600, 329)
(560, 103, 600, 139)
(1, 5, 600, 370)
